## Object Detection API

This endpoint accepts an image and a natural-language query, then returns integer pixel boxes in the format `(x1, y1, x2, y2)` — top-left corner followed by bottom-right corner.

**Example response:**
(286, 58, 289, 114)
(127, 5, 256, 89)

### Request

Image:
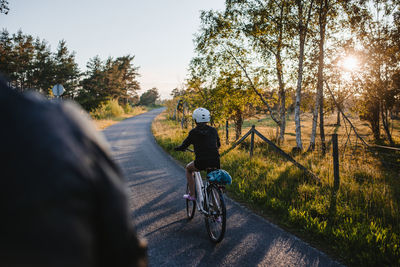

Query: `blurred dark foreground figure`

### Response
(0, 78, 147, 267)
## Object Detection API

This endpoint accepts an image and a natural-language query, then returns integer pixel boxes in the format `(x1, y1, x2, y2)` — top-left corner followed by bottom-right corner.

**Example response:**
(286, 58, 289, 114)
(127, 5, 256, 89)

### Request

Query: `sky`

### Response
(0, 0, 225, 99)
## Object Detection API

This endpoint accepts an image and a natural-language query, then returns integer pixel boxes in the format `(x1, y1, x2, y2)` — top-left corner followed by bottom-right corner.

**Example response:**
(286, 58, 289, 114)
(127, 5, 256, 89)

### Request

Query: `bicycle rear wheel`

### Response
(204, 184, 226, 243)
(186, 183, 195, 219)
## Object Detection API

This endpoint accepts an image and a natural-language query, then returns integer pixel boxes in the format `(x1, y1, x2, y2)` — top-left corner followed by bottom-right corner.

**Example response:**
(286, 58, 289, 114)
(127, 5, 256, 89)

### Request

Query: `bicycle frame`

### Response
(193, 171, 210, 215)
(186, 168, 227, 243)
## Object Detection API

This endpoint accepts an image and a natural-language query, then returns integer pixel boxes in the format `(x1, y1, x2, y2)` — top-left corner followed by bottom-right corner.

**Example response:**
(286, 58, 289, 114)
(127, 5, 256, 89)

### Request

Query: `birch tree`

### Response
(293, 0, 315, 150)
(204, 0, 292, 144)
(308, 0, 333, 152)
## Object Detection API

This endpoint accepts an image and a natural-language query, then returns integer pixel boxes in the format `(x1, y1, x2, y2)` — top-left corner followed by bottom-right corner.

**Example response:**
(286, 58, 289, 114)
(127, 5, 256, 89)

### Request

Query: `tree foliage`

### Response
(77, 55, 140, 111)
(0, 29, 142, 112)
(178, 0, 400, 148)
(53, 40, 80, 98)
(0, 0, 9, 15)
(0, 30, 79, 94)
(139, 87, 160, 106)
(344, 0, 400, 145)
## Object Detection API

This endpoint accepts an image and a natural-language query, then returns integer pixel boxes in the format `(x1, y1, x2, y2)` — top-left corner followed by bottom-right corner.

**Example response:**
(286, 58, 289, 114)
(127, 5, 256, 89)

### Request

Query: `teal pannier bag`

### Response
(207, 169, 232, 185)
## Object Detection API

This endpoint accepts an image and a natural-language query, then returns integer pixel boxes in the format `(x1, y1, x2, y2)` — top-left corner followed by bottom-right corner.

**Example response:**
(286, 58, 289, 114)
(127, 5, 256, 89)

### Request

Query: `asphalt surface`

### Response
(102, 108, 345, 267)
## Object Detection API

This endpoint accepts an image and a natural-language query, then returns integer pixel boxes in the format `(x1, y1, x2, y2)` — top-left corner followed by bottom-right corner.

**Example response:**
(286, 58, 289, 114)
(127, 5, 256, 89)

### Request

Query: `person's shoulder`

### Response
(207, 125, 218, 132)
(188, 128, 196, 135)
(14, 88, 111, 157)
(60, 100, 112, 153)
(0, 79, 42, 111)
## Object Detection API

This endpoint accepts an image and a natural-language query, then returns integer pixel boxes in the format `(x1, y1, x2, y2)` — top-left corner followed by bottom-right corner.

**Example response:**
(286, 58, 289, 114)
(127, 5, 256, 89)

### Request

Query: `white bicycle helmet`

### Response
(192, 107, 210, 123)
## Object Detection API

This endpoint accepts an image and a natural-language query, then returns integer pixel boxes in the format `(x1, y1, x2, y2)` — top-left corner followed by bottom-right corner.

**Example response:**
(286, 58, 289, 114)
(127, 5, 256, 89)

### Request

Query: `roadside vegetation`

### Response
(90, 99, 149, 130)
(0, 28, 164, 130)
(152, 110, 400, 267)
(0, 29, 163, 130)
(90, 99, 164, 130)
(155, 1, 400, 265)
(2, 1, 400, 265)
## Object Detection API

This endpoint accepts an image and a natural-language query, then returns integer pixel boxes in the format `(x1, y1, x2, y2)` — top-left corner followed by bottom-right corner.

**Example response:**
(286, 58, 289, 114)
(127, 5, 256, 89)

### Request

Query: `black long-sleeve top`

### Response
(176, 124, 221, 161)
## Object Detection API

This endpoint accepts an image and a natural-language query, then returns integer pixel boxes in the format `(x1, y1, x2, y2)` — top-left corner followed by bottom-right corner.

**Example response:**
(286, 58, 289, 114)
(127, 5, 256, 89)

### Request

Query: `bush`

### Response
(123, 103, 133, 114)
(91, 99, 124, 119)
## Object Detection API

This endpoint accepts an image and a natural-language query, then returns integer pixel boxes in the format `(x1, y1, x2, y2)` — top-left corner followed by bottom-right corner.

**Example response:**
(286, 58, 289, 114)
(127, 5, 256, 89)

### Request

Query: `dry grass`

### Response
(225, 111, 398, 150)
(92, 106, 148, 130)
(153, 110, 400, 266)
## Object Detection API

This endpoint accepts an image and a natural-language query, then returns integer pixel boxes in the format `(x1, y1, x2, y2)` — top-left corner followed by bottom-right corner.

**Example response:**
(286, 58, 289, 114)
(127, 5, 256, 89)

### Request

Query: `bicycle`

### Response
(185, 163, 227, 243)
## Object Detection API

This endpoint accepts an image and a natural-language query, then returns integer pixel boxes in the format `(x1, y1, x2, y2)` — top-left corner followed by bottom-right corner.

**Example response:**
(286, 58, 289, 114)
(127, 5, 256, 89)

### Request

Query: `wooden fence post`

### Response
(252, 128, 320, 182)
(220, 128, 253, 157)
(332, 134, 340, 190)
(329, 133, 340, 223)
(226, 120, 229, 145)
(181, 104, 185, 128)
(250, 125, 255, 157)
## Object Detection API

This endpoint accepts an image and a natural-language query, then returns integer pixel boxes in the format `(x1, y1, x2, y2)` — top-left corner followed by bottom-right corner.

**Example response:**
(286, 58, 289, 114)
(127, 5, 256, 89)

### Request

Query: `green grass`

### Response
(152, 112, 400, 267)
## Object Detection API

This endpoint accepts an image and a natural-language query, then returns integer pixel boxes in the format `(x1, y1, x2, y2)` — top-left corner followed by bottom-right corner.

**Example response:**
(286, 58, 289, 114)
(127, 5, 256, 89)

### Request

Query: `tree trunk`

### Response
(234, 111, 243, 140)
(172, 109, 176, 120)
(181, 103, 186, 129)
(294, 5, 305, 150)
(294, 0, 314, 150)
(369, 99, 381, 141)
(294, 75, 303, 149)
(308, 99, 319, 151)
(272, 1, 286, 145)
(275, 125, 280, 143)
(371, 117, 380, 141)
(278, 83, 286, 145)
(226, 120, 229, 145)
(319, 93, 326, 153)
(381, 102, 394, 146)
(336, 109, 341, 126)
(317, 0, 328, 154)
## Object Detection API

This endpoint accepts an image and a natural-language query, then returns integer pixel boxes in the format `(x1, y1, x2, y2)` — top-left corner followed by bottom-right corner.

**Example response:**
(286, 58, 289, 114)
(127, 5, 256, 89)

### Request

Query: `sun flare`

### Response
(339, 56, 359, 72)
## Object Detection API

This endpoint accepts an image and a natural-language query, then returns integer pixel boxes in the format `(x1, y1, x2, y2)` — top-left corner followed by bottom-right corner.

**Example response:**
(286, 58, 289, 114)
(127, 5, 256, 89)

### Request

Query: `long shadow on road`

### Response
(102, 108, 344, 267)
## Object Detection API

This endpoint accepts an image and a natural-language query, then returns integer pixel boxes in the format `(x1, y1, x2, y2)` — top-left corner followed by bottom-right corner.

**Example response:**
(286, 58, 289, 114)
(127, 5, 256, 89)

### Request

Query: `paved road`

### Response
(102, 108, 344, 267)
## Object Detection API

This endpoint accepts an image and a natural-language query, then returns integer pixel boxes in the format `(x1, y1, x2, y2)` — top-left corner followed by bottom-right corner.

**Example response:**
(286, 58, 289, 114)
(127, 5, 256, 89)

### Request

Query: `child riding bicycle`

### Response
(174, 107, 221, 201)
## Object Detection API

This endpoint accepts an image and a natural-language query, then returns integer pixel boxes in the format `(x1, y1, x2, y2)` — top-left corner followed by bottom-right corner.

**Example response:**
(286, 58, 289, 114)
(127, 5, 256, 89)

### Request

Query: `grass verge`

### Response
(152, 111, 400, 267)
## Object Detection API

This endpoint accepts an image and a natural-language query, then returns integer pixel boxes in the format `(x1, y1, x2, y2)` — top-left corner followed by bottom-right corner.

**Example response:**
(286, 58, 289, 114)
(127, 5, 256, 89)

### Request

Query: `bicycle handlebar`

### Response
(174, 147, 194, 153)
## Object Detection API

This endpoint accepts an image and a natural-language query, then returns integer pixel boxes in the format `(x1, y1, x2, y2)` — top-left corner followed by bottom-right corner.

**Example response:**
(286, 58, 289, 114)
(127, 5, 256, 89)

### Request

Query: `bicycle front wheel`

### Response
(204, 184, 226, 243)
(186, 183, 195, 220)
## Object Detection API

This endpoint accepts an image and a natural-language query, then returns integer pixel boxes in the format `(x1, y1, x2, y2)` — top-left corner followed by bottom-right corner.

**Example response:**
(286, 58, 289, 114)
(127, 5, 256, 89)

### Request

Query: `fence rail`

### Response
(219, 124, 399, 223)
(220, 125, 321, 182)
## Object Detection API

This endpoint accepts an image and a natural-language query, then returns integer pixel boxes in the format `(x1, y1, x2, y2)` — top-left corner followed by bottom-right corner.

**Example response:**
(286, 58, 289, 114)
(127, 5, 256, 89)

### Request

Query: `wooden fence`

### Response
(220, 125, 320, 182)
(220, 125, 347, 221)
